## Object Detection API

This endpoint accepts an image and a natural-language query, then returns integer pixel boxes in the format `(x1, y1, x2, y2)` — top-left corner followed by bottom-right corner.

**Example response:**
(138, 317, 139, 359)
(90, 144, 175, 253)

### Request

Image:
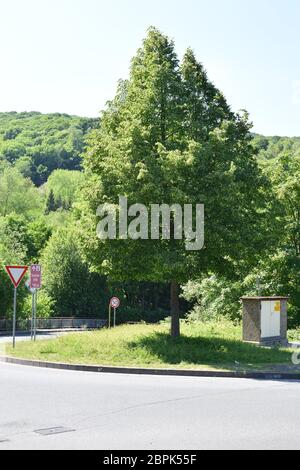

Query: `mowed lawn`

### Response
(5, 321, 295, 371)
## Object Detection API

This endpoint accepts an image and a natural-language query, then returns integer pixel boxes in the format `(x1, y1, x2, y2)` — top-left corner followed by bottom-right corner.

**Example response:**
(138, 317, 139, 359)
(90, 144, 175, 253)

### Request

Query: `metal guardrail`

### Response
(0, 318, 107, 332)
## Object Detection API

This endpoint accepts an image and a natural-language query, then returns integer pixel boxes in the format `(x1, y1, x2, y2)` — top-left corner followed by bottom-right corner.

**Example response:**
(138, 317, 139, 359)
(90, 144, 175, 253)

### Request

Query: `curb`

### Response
(1, 356, 300, 381)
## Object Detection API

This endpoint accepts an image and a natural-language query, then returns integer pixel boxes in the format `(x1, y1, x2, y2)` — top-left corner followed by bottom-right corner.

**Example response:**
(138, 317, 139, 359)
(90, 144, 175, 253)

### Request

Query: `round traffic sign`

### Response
(110, 297, 120, 309)
(25, 280, 36, 295)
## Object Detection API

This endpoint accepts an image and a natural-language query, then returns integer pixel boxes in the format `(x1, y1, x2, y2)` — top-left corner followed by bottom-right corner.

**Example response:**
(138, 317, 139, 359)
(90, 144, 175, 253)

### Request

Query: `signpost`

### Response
(5, 266, 28, 348)
(25, 280, 37, 340)
(109, 297, 120, 328)
(30, 264, 42, 290)
(30, 265, 42, 341)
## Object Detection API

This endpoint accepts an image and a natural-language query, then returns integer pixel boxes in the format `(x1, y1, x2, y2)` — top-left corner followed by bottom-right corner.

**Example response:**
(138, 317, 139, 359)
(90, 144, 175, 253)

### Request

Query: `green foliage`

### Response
(0, 165, 42, 218)
(184, 253, 300, 327)
(114, 307, 168, 325)
(22, 291, 55, 319)
(81, 28, 276, 339)
(253, 135, 300, 162)
(45, 189, 56, 214)
(45, 169, 85, 210)
(0, 112, 98, 185)
(183, 276, 244, 322)
(0, 216, 27, 317)
(25, 219, 52, 261)
(0, 214, 51, 263)
(41, 228, 109, 317)
(256, 136, 300, 320)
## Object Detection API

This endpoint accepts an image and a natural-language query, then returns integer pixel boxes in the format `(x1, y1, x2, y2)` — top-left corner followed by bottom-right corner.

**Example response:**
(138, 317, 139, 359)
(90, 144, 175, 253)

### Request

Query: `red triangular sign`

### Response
(5, 266, 28, 288)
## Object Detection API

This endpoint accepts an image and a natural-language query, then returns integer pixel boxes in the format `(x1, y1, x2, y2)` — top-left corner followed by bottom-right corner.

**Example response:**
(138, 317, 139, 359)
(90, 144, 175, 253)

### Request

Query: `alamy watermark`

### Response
(96, 197, 205, 251)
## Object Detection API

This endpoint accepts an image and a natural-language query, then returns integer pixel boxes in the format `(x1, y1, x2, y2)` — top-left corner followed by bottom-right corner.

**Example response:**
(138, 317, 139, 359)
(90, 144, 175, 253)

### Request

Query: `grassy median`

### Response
(4, 321, 295, 371)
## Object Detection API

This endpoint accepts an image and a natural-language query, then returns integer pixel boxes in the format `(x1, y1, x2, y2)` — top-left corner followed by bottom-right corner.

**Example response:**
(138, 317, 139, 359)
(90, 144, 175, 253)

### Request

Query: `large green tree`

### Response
(81, 27, 275, 337)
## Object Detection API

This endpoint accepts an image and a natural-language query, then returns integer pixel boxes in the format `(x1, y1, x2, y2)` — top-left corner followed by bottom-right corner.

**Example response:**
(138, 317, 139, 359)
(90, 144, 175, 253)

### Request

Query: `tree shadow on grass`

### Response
(129, 332, 292, 370)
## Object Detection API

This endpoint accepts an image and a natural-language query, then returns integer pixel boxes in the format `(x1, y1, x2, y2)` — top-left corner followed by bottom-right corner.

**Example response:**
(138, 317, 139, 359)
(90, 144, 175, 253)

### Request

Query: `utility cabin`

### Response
(241, 297, 289, 347)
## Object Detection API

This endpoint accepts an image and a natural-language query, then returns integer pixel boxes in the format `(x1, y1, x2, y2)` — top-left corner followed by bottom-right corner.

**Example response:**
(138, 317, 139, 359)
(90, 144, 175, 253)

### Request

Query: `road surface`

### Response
(0, 332, 59, 345)
(1, 362, 300, 450)
(0, 331, 86, 349)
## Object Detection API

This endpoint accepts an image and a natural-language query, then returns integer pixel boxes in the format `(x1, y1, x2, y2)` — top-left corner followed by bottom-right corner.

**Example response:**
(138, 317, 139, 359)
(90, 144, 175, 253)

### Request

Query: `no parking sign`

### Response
(109, 297, 120, 328)
(110, 297, 120, 309)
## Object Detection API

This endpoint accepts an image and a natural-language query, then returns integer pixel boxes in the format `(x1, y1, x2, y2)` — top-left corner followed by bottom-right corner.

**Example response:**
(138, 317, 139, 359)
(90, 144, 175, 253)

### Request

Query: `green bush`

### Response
(182, 276, 244, 323)
(22, 291, 55, 319)
(116, 307, 168, 325)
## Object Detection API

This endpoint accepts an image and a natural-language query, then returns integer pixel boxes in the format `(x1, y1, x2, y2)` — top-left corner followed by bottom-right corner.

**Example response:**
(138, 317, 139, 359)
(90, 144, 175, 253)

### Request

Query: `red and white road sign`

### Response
(30, 264, 42, 289)
(5, 266, 28, 288)
(110, 297, 120, 309)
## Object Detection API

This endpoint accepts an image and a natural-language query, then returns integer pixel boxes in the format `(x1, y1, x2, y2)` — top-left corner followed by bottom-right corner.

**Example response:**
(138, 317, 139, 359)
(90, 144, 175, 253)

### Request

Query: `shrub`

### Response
(22, 291, 55, 319)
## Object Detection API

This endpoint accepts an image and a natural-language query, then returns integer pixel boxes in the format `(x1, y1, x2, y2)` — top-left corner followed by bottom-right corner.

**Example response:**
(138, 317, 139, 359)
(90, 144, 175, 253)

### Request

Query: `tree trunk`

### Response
(170, 281, 180, 338)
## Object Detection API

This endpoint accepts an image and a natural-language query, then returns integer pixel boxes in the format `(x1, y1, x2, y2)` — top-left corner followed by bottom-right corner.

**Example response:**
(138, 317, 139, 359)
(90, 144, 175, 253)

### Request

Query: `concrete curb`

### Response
(1, 355, 300, 381)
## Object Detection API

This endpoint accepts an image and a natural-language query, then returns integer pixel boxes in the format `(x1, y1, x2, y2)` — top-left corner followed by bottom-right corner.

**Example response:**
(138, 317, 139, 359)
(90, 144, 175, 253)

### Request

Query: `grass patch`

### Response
(5, 320, 295, 371)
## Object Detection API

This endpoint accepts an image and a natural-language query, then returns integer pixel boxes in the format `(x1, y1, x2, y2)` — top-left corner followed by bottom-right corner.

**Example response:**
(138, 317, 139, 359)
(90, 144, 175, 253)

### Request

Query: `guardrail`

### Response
(0, 318, 107, 332)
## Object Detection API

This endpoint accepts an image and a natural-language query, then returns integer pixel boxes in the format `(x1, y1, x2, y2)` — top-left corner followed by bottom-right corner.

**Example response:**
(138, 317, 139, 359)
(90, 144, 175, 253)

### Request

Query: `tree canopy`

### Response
(81, 28, 277, 337)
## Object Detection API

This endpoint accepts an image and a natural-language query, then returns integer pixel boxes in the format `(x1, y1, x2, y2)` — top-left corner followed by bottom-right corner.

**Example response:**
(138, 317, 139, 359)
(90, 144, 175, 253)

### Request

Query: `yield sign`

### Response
(5, 266, 28, 288)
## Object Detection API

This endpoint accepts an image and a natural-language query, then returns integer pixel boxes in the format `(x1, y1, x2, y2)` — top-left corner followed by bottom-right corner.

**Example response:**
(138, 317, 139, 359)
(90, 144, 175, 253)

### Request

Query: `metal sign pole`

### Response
(31, 292, 35, 340)
(114, 308, 116, 328)
(34, 291, 37, 341)
(13, 287, 17, 349)
(108, 305, 111, 329)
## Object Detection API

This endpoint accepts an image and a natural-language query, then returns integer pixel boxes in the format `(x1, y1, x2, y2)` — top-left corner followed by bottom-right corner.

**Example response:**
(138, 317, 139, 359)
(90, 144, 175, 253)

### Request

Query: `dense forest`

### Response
(0, 112, 98, 185)
(0, 30, 299, 329)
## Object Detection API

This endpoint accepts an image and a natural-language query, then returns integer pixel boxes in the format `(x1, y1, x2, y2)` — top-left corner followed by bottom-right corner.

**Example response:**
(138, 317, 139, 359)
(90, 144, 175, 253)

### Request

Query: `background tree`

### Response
(0, 166, 42, 217)
(45, 189, 56, 214)
(45, 169, 85, 209)
(0, 217, 27, 317)
(41, 229, 109, 317)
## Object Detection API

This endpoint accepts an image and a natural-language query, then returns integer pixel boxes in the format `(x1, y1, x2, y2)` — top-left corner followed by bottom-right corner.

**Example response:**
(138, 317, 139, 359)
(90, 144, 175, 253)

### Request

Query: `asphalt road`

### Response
(1, 362, 300, 450)
(0, 331, 85, 350)
(0, 332, 59, 345)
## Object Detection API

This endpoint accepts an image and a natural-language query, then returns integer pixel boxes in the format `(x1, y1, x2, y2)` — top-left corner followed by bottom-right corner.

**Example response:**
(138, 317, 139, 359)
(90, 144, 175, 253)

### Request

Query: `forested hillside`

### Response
(0, 112, 298, 188)
(0, 112, 98, 185)
(253, 134, 300, 160)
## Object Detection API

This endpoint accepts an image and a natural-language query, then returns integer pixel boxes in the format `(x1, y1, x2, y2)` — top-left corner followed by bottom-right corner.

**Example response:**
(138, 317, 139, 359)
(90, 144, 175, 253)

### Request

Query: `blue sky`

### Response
(0, 0, 299, 136)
